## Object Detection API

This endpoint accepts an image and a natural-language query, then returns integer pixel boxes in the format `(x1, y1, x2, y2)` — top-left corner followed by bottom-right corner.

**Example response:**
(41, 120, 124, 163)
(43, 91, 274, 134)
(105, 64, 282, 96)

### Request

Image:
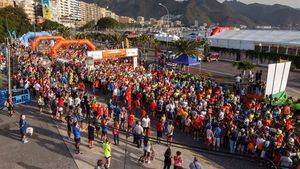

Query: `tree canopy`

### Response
(233, 61, 255, 70)
(96, 17, 119, 30)
(0, 6, 32, 42)
(173, 39, 202, 56)
(0, 7, 71, 42)
(79, 20, 96, 31)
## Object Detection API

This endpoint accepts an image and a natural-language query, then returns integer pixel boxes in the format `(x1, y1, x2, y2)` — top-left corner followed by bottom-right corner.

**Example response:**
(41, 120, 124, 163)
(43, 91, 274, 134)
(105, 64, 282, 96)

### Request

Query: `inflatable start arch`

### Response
(19, 31, 51, 47)
(50, 39, 96, 57)
(31, 36, 65, 51)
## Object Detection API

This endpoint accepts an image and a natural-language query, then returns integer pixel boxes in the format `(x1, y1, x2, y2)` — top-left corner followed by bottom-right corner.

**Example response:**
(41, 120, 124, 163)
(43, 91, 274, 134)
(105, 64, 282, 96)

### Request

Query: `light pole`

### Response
(158, 3, 170, 51)
(258, 43, 262, 65)
(5, 38, 12, 98)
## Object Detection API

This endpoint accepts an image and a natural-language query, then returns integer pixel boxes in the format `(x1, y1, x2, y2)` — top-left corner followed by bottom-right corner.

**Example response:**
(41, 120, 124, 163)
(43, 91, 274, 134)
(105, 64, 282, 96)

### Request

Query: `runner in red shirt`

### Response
(127, 112, 135, 131)
(149, 99, 157, 117)
(78, 82, 85, 91)
(156, 119, 164, 143)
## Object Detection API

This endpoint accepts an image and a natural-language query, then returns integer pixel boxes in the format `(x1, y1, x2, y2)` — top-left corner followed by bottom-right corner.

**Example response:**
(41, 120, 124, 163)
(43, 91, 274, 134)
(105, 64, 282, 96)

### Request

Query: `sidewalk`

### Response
(0, 104, 78, 169)
(56, 121, 230, 169)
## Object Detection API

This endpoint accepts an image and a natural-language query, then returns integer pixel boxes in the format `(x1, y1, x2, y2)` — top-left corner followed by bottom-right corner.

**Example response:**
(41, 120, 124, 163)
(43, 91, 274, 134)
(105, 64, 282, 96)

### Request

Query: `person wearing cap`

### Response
(189, 157, 202, 169)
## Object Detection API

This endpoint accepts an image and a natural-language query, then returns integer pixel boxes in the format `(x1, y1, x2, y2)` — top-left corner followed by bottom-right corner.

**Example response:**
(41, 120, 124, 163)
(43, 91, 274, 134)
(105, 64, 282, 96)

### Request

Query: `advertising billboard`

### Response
(265, 61, 291, 95)
(41, 0, 51, 20)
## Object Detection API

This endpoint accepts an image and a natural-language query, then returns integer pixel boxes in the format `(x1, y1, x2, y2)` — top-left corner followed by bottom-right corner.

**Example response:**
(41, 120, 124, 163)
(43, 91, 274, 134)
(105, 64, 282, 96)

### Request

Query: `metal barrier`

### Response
(0, 89, 31, 108)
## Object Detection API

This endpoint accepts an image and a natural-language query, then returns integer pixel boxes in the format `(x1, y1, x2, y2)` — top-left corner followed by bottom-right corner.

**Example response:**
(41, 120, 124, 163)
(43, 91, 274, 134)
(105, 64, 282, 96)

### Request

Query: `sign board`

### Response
(126, 48, 138, 57)
(41, 0, 51, 20)
(265, 61, 291, 95)
(87, 48, 139, 61)
(87, 51, 102, 60)
(102, 49, 126, 58)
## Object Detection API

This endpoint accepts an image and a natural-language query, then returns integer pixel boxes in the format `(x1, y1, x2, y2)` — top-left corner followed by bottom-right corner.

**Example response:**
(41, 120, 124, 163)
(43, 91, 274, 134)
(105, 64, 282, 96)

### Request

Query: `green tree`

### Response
(173, 39, 202, 56)
(233, 61, 255, 70)
(79, 20, 95, 31)
(0, 6, 32, 42)
(96, 17, 118, 30)
(109, 33, 126, 49)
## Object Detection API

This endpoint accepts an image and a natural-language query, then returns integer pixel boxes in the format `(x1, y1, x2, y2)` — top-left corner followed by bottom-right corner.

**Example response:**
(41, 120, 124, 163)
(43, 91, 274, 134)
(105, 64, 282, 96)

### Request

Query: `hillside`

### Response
(223, 1, 300, 28)
(84, 0, 300, 28)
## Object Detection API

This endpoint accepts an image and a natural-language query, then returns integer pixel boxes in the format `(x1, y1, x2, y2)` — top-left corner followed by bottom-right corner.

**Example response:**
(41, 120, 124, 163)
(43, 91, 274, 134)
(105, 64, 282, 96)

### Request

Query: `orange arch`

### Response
(50, 39, 96, 57)
(31, 36, 65, 51)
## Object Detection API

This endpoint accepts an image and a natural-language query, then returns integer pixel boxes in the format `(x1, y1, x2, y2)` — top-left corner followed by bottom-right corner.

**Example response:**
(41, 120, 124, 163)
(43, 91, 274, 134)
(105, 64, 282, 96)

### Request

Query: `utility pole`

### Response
(5, 38, 12, 98)
(158, 3, 170, 51)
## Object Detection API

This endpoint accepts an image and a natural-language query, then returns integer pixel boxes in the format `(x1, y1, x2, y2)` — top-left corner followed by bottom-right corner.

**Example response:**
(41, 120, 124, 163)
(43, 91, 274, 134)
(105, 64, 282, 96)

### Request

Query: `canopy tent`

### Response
(154, 32, 180, 42)
(172, 54, 200, 66)
(19, 31, 51, 47)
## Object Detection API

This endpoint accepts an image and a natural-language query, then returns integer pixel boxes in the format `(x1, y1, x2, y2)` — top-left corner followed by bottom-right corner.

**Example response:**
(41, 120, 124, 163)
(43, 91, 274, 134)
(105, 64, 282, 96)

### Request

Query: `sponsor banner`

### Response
(41, 0, 51, 20)
(126, 48, 138, 57)
(102, 49, 126, 58)
(87, 51, 102, 60)
(265, 61, 291, 95)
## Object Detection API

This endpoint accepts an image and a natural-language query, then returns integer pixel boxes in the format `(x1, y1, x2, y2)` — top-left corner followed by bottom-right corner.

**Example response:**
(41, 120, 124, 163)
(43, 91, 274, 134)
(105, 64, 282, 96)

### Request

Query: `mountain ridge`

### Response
(83, 0, 300, 28)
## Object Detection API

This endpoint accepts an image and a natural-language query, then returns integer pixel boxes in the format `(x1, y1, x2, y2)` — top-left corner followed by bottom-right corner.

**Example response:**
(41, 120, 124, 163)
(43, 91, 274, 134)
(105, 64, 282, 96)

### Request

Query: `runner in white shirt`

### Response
(141, 115, 151, 133)
(34, 83, 41, 91)
(74, 97, 81, 107)
(68, 96, 74, 107)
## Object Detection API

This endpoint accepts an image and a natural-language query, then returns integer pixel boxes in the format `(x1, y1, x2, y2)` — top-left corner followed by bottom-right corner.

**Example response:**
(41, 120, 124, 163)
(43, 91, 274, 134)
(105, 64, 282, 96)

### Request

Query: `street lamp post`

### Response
(158, 3, 170, 51)
(258, 43, 262, 65)
(5, 38, 12, 98)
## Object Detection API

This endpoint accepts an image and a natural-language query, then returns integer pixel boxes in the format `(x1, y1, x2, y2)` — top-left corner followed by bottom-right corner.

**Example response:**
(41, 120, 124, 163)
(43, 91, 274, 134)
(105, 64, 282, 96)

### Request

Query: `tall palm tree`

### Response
(173, 39, 202, 56)
(109, 33, 126, 49)
(150, 38, 160, 58)
(137, 34, 152, 61)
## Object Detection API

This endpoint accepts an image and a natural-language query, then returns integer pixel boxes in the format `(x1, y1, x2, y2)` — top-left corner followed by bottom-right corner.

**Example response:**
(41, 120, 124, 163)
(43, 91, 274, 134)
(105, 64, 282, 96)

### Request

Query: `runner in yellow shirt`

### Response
(102, 138, 111, 168)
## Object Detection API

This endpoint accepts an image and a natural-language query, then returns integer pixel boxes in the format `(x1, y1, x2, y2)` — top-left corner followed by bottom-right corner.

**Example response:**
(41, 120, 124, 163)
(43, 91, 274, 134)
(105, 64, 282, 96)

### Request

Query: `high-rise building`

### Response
(50, 0, 59, 22)
(137, 16, 144, 25)
(0, 0, 14, 8)
(15, 0, 36, 23)
(57, 0, 81, 27)
(79, 1, 107, 27)
(174, 20, 182, 27)
(149, 18, 157, 25)
(119, 16, 135, 24)
(105, 11, 119, 21)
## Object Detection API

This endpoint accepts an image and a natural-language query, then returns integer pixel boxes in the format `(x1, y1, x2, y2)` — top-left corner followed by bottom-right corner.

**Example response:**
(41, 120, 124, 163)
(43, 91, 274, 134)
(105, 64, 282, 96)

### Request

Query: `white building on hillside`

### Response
(15, 0, 35, 23)
(57, 0, 81, 27)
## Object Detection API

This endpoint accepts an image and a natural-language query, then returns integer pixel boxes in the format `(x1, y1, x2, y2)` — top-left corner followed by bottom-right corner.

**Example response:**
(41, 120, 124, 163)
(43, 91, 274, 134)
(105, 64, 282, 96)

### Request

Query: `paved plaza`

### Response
(0, 100, 265, 169)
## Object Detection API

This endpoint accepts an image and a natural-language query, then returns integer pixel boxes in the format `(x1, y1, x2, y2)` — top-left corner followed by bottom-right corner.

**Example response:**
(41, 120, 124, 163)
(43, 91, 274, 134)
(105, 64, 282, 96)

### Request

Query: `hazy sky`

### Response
(217, 0, 300, 8)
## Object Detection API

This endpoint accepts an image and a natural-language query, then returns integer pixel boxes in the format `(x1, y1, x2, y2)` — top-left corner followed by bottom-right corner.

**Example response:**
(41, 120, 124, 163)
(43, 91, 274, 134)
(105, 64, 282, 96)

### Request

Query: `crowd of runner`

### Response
(6, 41, 300, 169)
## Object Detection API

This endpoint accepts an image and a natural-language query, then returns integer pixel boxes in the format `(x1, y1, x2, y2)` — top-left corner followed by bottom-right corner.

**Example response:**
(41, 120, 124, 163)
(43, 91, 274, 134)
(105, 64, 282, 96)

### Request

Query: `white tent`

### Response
(154, 32, 180, 42)
(208, 29, 300, 50)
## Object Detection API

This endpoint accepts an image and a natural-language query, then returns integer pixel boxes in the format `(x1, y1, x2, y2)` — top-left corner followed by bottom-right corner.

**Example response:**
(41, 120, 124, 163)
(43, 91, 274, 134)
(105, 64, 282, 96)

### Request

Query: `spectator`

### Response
(87, 122, 95, 148)
(164, 147, 172, 169)
(133, 121, 143, 148)
(174, 151, 183, 169)
(189, 157, 202, 169)
(19, 114, 28, 143)
(72, 122, 81, 154)
(113, 121, 120, 145)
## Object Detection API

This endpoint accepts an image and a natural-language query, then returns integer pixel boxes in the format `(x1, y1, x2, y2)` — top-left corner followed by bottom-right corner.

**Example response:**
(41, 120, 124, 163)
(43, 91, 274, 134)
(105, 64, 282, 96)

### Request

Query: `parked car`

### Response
(204, 52, 220, 62)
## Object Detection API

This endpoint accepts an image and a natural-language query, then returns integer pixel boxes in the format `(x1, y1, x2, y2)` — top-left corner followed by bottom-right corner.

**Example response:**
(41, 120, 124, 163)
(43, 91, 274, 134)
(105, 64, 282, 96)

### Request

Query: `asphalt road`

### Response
(197, 61, 300, 98)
